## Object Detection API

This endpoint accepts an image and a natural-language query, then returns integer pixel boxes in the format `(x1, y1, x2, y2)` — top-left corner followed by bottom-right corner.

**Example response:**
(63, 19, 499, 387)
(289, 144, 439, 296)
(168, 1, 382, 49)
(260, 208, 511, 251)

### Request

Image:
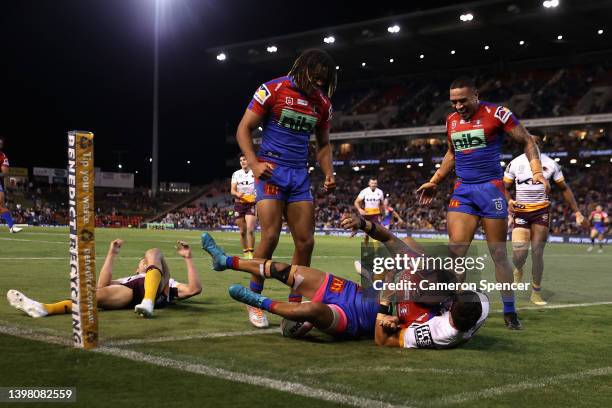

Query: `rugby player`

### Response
(417, 77, 549, 330)
(231, 154, 257, 259)
(7, 240, 202, 318)
(354, 178, 385, 245)
(380, 198, 404, 229)
(0, 137, 22, 233)
(235, 49, 337, 328)
(200, 214, 489, 349)
(588, 205, 608, 253)
(504, 131, 584, 305)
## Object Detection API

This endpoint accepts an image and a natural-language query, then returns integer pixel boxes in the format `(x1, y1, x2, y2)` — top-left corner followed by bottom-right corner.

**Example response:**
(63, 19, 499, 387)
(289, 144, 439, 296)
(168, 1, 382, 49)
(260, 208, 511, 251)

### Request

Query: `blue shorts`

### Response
(593, 225, 606, 235)
(255, 162, 312, 203)
(448, 179, 508, 219)
(312, 274, 378, 339)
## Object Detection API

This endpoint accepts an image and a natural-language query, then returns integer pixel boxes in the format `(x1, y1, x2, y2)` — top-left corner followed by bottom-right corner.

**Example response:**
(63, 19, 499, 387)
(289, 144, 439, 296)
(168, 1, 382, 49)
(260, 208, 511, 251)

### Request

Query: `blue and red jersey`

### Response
(247, 76, 332, 169)
(591, 210, 608, 228)
(446, 102, 520, 183)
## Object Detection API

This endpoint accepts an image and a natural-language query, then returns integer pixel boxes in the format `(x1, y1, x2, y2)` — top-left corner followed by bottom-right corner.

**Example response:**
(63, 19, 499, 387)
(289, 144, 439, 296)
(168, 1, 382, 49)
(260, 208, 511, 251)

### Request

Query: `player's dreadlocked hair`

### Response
(450, 290, 483, 332)
(288, 49, 337, 98)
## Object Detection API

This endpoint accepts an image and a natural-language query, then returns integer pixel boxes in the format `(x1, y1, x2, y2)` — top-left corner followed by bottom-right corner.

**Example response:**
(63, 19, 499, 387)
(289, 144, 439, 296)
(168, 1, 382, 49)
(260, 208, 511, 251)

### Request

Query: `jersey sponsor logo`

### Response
(517, 177, 534, 185)
(254, 84, 271, 105)
(515, 217, 527, 225)
(450, 128, 486, 152)
(285, 97, 294, 105)
(329, 277, 345, 294)
(414, 325, 434, 348)
(279, 108, 317, 133)
(494, 106, 512, 124)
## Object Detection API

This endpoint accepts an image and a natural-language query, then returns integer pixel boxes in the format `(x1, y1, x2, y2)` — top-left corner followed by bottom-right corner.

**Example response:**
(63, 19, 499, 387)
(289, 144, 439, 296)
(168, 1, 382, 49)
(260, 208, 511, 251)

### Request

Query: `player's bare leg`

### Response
(246, 199, 284, 327)
(245, 213, 257, 259)
(285, 200, 315, 303)
(97, 286, 134, 309)
(482, 217, 522, 330)
(511, 228, 531, 283)
(446, 212, 479, 283)
(529, 224, 548, 305)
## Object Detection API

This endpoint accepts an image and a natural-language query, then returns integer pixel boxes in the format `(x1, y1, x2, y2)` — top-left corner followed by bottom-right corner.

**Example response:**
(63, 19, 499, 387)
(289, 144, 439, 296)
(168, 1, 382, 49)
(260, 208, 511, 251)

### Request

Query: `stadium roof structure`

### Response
(207, 0, 612, 82)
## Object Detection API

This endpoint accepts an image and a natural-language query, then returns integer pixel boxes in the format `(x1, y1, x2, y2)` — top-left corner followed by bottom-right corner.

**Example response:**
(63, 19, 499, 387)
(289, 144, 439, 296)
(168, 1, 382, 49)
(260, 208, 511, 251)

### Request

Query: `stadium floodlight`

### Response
(585, 163, 591, 168)
(419, 54, 424, 59)
(484, 45, 490, 50)
(451, 50, 456, 55)
(598, 29, 604, 35)
(335, 65, 340, 70)
(323, 36, 335, 44)
(435, 163, 441, 168)
(418, 162, 424, 167)
(387, 25, 401, 34)
(554, 157, 560, 162)
(557, 35, 563, 40)
(267, 45, 278, 53)
(406, 164, 412, 169)
(500, 161, 506, 166)
(570, 158, 577, 164)
(459, 13, 474, 22)
(135, 170, 139, 174)
(543, 0, 559, 8)
(216, 53, 226, 61)
(519, 40, 525, 45)
(352, 166, 360, 171)
(389, 58, 394, 63)
(257, 126, 263, 131)
(361, 62, 366, 67)
(118, 164, 123, 169)
(149, 157, 153, 162)
(187, 160, 191, 164)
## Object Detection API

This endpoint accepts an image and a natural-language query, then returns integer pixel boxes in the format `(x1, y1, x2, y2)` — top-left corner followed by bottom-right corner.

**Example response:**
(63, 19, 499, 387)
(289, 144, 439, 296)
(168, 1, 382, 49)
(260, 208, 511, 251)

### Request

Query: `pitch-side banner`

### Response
(68, 131, 98, 349)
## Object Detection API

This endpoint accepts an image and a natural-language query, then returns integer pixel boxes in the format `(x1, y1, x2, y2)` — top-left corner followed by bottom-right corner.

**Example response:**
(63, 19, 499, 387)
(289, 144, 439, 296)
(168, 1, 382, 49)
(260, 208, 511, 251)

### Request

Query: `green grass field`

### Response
(0, 226, 611, 407)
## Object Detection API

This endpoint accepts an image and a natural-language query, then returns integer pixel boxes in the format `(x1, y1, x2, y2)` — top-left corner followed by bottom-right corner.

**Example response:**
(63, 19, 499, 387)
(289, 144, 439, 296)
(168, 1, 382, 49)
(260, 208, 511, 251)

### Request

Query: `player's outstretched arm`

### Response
(341, 214, 396, 244)
(509, 127, 550, 193)
(175, 241, 202, 300)
(555, 180, 585, 225)
(236, 109, 273, 180)
(97, 239, 123, 288)
(417, 148, 455, 205)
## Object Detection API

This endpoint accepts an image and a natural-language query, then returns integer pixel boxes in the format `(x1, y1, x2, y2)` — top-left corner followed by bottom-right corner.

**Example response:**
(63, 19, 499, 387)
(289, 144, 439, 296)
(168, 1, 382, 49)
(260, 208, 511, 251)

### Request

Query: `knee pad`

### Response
(269, 262, 292, 284)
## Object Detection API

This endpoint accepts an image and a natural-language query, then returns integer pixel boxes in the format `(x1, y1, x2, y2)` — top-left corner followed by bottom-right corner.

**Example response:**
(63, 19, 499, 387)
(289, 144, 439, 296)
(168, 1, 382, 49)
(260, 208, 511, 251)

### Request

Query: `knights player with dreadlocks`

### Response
(235, 49, 337, 328)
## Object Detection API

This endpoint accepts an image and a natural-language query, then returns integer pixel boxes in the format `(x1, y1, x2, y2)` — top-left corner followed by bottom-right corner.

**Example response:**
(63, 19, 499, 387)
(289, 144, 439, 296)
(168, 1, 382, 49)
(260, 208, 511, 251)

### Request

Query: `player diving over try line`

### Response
(201, 214, 489, 349)
(7, 239, 202, 319)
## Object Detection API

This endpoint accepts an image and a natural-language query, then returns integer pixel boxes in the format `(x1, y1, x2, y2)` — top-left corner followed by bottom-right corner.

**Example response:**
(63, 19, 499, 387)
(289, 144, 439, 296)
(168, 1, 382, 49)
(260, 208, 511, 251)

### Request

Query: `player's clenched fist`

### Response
(340, 214, 362, 235)
(109, 239, 123, 255)
(323, 175, 336, 193)
(176, 241, 192, 259)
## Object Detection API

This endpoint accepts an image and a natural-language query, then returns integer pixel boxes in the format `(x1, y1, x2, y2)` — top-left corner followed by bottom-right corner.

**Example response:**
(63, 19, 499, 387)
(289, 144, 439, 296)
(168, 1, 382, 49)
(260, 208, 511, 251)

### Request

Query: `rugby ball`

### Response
(280, 319, 314, 338)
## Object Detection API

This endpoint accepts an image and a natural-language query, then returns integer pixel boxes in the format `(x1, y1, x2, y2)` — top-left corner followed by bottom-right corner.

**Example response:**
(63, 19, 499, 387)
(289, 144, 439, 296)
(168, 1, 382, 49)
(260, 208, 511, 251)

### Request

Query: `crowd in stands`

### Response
(334, 63, 612, 132)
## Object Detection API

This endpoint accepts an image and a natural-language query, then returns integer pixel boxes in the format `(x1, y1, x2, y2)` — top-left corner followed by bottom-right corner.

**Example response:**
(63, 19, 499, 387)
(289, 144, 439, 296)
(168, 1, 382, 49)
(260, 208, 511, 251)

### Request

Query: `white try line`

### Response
(433, 366, 612, 406)
(0, 237, 67, 244)
(0, 324, 408, 408)
(105, 328, 279, 346)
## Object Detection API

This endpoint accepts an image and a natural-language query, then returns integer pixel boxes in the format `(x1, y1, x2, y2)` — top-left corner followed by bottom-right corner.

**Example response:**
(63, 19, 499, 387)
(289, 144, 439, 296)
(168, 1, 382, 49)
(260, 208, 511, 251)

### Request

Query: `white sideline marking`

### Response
(105, 328, 278, 346)
(434, 367, 612, 406)
(0, 324, 406, 408)
(305, 366, 469, 376)
(0, 237, 66, 244)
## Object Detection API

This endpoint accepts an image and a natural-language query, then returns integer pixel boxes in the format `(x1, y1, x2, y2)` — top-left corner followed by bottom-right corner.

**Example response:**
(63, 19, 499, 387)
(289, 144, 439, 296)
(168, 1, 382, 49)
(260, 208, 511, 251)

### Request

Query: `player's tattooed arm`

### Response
(509, 125, 550, 192)
(341, 213, 397, 244)
(315, 126, 335, 192)
(417, 148, 455, 205)
(98, 239, 123, 288)
(236, 109, 273, 180)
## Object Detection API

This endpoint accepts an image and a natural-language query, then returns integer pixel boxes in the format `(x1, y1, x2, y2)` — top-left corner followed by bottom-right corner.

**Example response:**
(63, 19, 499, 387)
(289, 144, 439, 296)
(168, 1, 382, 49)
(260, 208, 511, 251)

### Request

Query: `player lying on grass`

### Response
(201, 214, 489, 349)
(7, 239, 202, 318)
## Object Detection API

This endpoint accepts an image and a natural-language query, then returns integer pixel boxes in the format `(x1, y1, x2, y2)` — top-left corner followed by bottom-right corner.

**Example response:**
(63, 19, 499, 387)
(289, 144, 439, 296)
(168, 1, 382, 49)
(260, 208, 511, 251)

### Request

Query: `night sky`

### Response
(0, 0, 452, 186)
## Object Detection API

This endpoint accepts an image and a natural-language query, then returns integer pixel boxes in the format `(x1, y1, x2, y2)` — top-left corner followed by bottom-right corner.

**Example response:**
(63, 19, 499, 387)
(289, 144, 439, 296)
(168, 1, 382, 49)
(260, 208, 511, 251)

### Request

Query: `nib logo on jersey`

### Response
(450, 129, 486, 152)
(279, 108, 317, 133)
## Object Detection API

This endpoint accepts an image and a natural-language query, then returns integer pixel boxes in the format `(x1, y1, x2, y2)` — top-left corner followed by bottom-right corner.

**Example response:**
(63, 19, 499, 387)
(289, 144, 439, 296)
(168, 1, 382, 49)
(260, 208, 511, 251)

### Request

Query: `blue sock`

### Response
(502, 295, 516, 314)
(250, 281, 264, 294)
(261, 297, 273, 311)
(1, 212, 14, 228)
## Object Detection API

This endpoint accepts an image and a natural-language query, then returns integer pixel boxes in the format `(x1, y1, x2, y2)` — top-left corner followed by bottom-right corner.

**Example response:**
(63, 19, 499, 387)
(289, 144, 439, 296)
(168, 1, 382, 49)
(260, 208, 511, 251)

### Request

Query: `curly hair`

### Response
(288, 49, 337, 98)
